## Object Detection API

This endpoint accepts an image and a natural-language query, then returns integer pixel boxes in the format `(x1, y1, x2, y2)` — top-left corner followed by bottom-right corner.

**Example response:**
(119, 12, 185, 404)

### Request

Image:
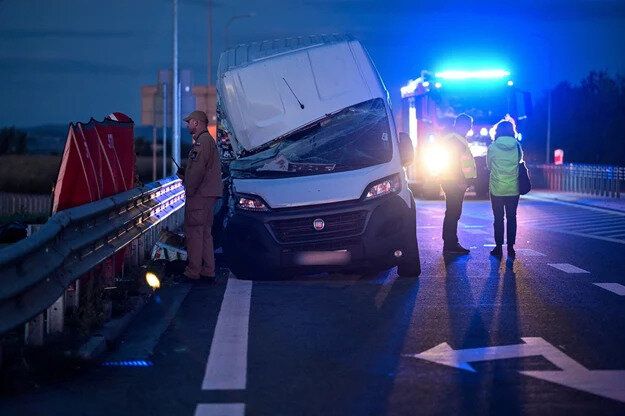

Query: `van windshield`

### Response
(229, 98, 393, 178)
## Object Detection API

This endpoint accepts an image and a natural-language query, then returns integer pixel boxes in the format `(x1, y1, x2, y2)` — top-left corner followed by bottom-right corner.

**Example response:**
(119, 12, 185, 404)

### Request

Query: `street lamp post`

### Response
(224, 13, 255, 49)
(171, 0, 181, 175)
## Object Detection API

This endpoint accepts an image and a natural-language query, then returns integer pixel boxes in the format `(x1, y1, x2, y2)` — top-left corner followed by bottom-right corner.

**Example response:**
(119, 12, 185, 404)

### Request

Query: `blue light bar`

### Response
(435, 69, 511, 80)
(102, 360, 154, 367)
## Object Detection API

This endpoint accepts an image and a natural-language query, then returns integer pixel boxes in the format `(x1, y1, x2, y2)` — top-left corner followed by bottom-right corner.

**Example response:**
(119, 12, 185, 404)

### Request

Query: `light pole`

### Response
(224, 13, 255, 49)
(171, 0, 181, 176)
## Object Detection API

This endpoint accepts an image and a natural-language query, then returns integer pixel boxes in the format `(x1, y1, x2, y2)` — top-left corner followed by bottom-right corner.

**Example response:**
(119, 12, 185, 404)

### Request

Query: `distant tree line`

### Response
(0, 127, 28, 155)
(524, 71, 625, 166)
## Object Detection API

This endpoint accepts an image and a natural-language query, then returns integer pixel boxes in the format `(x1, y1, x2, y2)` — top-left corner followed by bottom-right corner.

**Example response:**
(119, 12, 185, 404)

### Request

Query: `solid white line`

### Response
(202, 278, 252, 390)
(593, 283, 625, 296)
(548, 263, 590, 274)
(194, 403, 245, 416)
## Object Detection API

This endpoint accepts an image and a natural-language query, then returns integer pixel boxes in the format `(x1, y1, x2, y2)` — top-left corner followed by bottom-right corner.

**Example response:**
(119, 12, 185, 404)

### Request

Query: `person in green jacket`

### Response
(487, 119, 522, 257)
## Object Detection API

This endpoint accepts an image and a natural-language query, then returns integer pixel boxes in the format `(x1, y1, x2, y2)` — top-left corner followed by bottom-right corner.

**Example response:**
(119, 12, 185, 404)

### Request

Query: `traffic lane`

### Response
(245, 274, 419, 416)
(417, 199, 625, 370)
(0, 283, 228, 416)
(382, 199, 625, 414)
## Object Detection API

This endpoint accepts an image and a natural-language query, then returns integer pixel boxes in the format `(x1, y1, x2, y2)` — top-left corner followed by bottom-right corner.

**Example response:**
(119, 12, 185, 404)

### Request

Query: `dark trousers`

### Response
(184, 196, 217, 277)
(490, 194, 520, 245)
(441, 183, 466, 247)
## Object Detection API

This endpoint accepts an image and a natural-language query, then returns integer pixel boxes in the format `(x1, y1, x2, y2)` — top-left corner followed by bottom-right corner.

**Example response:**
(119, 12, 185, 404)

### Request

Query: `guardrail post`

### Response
(46, 295, 64, 335)
(65, 280, 80, 310)
(24, 314, 44, 346)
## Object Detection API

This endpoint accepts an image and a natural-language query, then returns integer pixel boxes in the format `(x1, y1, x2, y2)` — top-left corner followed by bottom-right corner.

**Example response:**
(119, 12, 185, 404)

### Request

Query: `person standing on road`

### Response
(487, 119, 522, 258)
(177, 110, 223, 283)
(440, 114, 477, 254)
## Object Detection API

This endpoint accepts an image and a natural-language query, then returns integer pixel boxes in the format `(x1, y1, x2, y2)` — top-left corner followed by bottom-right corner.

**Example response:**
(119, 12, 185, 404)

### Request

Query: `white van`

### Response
(216, 35, 420, 279)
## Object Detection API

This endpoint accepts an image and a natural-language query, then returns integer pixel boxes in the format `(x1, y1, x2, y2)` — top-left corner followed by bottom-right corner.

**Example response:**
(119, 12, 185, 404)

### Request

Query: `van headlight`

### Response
(235, 194, 269, 211)
(363, 174, 401, 200)
(423, 145, 450, 176)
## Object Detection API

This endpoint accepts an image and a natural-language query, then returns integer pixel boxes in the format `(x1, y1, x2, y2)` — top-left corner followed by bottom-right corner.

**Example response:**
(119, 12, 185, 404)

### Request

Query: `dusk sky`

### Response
(1, 0, 625, 127)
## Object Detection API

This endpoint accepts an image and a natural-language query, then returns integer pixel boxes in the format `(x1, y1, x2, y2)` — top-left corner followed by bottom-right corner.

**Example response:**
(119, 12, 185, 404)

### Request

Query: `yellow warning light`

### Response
(145, 272, 161, 289)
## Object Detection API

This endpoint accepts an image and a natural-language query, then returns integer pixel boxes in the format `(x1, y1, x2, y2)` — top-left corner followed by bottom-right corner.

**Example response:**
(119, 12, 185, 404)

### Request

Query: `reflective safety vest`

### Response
(445, 133, 478, 180)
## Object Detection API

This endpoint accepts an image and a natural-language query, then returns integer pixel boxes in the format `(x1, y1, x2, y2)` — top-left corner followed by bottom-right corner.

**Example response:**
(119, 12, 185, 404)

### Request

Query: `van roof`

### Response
(217, 34, 355, 77)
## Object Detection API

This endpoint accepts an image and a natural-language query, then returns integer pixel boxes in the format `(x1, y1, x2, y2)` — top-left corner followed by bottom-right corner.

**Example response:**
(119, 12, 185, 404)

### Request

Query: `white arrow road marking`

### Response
(407, 338, 625, 403)
(520, 370, 625, 403)
(202, 277, 252, 390)
(548, 263, 590, 274)
(593, 283, 625, 296)
(407, 337, 584, 373)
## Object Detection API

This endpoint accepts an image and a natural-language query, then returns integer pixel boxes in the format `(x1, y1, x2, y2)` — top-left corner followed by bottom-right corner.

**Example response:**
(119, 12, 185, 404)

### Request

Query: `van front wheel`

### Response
(397, 201, 421, 278)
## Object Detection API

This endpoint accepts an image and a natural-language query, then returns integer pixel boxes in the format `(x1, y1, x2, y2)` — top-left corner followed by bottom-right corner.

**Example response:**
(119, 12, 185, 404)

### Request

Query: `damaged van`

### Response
(216, 35, 420, 279)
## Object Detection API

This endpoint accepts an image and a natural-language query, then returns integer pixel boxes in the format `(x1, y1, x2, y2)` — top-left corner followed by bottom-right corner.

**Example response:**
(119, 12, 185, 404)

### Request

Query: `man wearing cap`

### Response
(439, 113, 477, 255)
(179, 110, 223, 283)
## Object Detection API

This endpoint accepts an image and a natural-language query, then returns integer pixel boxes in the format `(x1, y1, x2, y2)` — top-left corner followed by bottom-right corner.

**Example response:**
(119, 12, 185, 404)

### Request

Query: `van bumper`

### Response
(223, 193, 418, 276)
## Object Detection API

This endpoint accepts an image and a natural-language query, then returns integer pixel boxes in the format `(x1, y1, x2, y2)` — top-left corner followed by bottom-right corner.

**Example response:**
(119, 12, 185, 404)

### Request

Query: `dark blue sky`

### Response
(1, 0, 625, 127)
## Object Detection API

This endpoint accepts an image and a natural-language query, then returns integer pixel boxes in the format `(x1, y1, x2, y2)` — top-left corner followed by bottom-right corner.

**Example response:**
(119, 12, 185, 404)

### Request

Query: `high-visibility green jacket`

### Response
(487, 135, 522, 196)
(440, 133, 477, 183)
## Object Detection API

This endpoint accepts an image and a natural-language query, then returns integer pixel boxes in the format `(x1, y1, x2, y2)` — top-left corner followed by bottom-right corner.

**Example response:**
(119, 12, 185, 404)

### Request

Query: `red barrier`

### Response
(53, 113, 135, 212)
(52, 113, 136, 279)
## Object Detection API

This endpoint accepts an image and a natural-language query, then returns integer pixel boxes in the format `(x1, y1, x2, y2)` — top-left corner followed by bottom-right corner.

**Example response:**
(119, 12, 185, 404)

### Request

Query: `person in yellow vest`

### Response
(440, 114, 477, 254)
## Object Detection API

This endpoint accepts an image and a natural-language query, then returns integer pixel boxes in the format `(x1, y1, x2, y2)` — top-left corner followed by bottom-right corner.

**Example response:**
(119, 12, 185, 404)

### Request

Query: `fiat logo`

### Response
(313, 218, 325, 231)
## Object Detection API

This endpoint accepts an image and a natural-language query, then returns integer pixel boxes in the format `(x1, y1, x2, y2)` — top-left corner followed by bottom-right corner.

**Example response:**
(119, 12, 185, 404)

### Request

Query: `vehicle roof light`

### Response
(435, 69, 511, 80)
(400, 79, 419, 97)
(507, 80, 514, 86)
(435, 82, 442, 89)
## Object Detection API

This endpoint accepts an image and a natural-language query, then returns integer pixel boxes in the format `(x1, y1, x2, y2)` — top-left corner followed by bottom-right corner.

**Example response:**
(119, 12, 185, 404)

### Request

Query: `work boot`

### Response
(507, 244, 516, 257)
(490, 245, 503, 257)
(443, 243, 470, 255)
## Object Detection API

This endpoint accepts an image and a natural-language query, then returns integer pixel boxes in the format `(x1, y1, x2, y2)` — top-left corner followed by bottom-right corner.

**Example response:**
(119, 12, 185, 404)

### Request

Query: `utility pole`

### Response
(162, 82, 168, 177)
(172, 0, 181, 175)
(208, 0, 213, 85)
(546, 89, 552, 164)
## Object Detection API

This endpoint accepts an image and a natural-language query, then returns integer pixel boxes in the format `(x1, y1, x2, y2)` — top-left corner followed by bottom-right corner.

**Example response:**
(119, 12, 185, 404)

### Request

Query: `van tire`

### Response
(397, 200, 421, 278)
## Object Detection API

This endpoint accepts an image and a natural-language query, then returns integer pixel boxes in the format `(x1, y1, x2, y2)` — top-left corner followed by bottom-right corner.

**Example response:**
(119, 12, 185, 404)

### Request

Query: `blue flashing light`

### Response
(507, 80, 514, 87)
(434, 82, 442, 89)
(435, 69, 511, 80)
(423, 81, 430, 88)
(102, 360, 154, 367)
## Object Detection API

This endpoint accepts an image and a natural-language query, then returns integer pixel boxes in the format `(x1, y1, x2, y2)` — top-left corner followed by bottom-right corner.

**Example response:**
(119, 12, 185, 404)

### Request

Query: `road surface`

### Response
(1, 196, 625, 416)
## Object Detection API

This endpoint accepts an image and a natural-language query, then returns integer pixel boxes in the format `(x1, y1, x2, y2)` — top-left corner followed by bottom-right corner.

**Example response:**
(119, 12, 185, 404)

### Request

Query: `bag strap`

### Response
(516, 142, 522, 163)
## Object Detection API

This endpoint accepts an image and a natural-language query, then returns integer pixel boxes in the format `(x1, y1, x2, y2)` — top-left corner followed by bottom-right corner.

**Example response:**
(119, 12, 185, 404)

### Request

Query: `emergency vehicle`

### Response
(399, 69, 531, 198)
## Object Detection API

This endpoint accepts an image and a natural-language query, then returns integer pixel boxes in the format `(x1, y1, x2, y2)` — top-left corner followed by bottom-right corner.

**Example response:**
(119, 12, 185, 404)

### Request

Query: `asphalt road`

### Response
(1, 196, 625, 416)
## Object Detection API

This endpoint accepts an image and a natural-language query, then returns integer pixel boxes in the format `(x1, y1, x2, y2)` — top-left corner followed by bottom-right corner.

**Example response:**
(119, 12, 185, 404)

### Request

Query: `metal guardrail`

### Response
(0, 176, 184, 336)
(530, 164, 625, 198)
(0, 192, 51, 217)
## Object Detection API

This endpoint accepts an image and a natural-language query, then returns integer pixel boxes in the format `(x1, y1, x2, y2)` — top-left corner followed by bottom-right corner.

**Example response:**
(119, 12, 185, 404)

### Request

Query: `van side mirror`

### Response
(398, 132, 414, 167)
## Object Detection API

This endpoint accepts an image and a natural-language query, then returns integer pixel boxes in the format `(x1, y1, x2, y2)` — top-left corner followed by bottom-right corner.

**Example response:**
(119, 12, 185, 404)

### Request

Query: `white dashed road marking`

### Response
(194, 403, 245, 416)
(548, 263, 590, 274)
(593, 283, 625, 296)
(202, 277, 252, 390)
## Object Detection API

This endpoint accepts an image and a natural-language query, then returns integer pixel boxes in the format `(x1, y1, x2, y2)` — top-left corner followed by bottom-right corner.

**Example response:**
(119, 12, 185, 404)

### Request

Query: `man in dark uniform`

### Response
(179, 110, 223, 282)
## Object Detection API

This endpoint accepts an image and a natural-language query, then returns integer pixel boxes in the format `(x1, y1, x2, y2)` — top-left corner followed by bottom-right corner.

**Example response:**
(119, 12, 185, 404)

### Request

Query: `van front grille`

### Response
(269, 211, 367, 243)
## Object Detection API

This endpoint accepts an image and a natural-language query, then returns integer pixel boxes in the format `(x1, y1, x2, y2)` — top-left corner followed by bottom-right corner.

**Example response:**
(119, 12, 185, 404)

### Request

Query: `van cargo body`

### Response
(217, 35, 420, 278)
